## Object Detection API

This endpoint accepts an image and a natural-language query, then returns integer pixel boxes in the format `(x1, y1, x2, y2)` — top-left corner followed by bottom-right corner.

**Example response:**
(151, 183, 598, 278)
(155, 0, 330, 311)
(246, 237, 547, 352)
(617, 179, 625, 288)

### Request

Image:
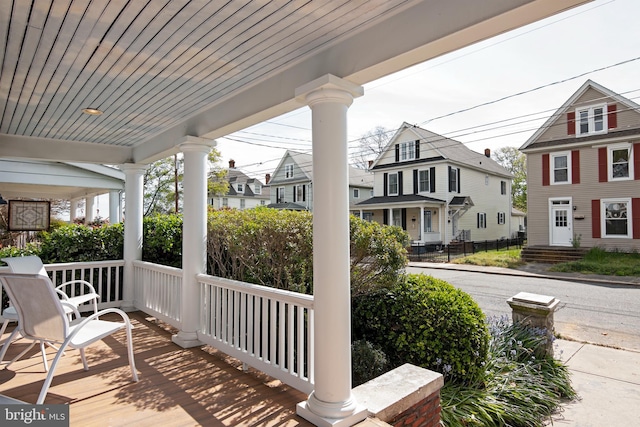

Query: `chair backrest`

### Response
(0, 273, 68, 342)
(1, 256, 48, 276)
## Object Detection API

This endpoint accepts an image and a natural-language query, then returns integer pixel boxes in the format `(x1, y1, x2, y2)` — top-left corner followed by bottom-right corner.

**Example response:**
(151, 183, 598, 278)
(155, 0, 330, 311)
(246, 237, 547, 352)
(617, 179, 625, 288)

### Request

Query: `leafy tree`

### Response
(143, 148, 227, 216)
(352, 126, 392, 169)
(492, 146, 527, 211)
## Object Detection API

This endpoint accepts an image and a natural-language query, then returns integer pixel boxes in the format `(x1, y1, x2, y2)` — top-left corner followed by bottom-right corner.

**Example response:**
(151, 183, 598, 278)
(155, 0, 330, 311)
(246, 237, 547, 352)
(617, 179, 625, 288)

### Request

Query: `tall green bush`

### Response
(143, 215, 183, 267)
(38, 223, 124, 263)
(352, 273, 489, 384)
(207, 208, 313, 293)
(206, 208, 409, 294)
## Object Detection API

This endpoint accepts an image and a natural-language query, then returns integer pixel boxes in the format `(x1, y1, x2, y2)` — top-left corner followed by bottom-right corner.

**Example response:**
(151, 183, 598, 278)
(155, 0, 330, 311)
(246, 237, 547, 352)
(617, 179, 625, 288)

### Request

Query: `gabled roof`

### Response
(218, 168, 269, 198)
(520, 80, 640, 151)
(372, 122, 512, 178)
(269, 150, 373, 187)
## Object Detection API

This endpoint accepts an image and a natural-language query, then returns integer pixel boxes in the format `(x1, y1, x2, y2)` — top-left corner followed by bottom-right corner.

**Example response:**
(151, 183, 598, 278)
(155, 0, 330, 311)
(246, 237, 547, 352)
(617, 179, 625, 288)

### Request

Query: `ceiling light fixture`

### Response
(82, 108, 103, 116)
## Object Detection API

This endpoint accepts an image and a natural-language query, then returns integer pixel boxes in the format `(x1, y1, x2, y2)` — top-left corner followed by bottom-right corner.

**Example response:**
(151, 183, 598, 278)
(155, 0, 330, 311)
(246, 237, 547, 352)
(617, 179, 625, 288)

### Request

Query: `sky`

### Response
(214, 0, 640, 182)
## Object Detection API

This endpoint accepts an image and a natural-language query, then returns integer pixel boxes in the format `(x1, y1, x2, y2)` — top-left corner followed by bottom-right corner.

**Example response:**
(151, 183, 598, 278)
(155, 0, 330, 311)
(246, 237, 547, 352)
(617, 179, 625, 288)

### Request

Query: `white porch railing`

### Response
(2, 259, 315, 394)
(133, 260, 182, 329)
(197, 274, 315, 394)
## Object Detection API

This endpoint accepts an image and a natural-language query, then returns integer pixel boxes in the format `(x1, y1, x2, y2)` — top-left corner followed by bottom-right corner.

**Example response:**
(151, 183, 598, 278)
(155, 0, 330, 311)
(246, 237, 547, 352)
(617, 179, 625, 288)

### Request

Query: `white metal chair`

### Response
(0, 256, 100, 370)
(0, 272, 138, 404)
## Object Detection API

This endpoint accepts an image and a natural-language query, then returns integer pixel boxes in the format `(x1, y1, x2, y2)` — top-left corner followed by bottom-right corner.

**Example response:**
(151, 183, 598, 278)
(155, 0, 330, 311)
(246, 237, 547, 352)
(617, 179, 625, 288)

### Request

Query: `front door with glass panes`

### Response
(549, 198, 572, 246)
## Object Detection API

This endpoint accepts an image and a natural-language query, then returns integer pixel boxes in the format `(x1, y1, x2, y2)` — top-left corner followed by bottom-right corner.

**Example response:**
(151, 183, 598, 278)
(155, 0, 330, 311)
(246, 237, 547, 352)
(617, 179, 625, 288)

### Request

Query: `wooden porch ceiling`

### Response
(0, 311, 313, 426)
(0, 0, 590, 165)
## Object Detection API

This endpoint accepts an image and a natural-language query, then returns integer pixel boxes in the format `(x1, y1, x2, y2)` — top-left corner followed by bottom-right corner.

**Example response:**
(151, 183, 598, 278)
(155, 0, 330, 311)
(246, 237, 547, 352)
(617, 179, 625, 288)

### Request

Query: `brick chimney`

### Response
(265, 173, 271, 184)
(484, 148, 491, 158)
(229, 159, 235, 168)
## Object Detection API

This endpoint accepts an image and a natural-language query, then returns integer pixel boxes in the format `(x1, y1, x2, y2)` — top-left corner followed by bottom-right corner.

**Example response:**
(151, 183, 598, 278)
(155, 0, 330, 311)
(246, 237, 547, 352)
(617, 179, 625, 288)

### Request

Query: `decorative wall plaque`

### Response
(8, 200, 51, 231)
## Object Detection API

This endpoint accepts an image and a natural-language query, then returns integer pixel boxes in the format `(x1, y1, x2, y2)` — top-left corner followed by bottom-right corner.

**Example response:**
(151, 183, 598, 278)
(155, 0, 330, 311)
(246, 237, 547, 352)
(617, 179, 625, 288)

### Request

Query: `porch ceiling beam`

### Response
(0, 134, 132, 164)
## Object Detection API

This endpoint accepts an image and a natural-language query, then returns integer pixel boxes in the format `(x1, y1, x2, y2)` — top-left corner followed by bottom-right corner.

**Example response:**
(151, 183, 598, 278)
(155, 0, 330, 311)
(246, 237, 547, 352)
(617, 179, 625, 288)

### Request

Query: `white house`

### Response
(267, 150, 373, 212)
(356, 123, 513, 244)
(209, 160, 270, 210)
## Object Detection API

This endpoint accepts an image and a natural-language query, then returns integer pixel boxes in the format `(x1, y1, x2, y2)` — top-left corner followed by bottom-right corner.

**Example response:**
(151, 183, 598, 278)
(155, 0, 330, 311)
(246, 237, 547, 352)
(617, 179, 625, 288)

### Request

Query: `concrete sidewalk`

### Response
(408, 261, 640, 425)
(552, 339, 640, 426)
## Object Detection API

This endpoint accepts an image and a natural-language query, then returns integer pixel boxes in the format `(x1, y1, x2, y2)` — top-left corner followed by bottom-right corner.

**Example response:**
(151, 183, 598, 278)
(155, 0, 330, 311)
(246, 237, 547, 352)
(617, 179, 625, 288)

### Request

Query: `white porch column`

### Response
(121, 164, 147, 311)
(109, 190, 122, 224)
(295, 75, 367, 427)
(85, 196, 94, 224)
(70, 199, 79, 223)
(388, 208, 393, 226)
(420, 206, 424, 241)
(172, 137, 212, 348)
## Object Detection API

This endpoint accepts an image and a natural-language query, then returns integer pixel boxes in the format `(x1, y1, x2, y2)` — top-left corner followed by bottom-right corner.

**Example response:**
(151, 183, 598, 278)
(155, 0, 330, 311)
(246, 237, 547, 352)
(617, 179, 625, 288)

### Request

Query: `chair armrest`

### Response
(60, 301, 82, 319)
(56, 280, 99, 298)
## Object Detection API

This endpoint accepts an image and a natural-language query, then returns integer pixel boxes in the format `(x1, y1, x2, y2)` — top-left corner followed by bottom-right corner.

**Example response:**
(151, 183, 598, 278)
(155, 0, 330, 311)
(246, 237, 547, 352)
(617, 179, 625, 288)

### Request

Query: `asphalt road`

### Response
(406, 265, 640, 352)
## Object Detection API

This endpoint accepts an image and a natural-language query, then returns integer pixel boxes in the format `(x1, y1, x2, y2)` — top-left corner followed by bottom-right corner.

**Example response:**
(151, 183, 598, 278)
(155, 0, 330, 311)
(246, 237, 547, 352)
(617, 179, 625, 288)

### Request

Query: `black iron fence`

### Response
(408, 236, 525, 263)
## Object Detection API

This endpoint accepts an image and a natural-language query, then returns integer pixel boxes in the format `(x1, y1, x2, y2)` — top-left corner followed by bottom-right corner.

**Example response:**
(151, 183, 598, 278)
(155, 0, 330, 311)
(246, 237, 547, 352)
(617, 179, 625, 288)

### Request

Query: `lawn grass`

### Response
(549, 247, 640, 276)
(450, 248, 524, 269)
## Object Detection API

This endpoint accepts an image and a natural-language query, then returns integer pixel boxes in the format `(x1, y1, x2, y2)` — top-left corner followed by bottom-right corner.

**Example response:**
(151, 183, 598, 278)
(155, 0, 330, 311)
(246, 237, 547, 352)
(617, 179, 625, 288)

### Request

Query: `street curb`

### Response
(407, 262, 640, 288)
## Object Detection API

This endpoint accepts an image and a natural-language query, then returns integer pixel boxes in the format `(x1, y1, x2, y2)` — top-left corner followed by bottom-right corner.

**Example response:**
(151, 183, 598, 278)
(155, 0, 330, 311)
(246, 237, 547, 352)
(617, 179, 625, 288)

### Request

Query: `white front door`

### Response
(550, 199, 572, 246)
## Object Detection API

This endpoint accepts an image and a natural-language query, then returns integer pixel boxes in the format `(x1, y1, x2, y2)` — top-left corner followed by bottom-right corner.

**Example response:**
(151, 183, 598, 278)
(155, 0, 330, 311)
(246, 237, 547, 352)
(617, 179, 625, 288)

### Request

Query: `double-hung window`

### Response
(237, 183, 244, 192)
(608, 143, 632, 181)
(551, 152, 570, 184)
(419, 170, 430, 192)
(477, 213, 487, 229)
(388, 173, 399, 196)
(240, 199, 245, 209)
(601, 198, 631, 238)
(254, 184, 261, 194)
(294, 184, 305, 202)
(400, 141, 415, 161)
(353, 188, 359, 198)
(277, 187, 285, 203)
(497, 212, 506, 225)
(500, 181, 507, 195)
(285, 164, 294, 179)
(576, 105, 606, 136)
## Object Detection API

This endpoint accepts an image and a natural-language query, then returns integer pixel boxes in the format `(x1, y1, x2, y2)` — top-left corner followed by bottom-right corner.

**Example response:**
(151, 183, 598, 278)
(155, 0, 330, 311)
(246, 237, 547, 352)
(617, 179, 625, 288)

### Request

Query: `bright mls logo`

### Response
(1, 405, 69, 426)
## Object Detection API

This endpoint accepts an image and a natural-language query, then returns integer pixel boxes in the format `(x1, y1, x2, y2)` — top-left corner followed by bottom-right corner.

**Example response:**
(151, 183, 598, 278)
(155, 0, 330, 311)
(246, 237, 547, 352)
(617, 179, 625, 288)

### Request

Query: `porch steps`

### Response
(521, 246, 589, 264)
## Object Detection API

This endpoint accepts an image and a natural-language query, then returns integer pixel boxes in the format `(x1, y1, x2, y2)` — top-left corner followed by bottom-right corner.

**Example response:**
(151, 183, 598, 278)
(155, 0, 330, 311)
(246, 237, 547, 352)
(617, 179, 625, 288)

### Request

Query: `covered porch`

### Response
(0, 1, 590, 425)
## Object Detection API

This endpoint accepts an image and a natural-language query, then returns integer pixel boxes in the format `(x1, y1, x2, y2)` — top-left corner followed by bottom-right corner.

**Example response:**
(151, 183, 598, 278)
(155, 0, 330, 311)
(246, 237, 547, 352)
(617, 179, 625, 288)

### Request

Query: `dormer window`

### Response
(400, 141, 415, 161)
(576, 104, 607, 136)
(395, 140, 419, 162)
(285, 164, 294, 179)
(237, 183, 244, 192)
(254, 183, 261, 194)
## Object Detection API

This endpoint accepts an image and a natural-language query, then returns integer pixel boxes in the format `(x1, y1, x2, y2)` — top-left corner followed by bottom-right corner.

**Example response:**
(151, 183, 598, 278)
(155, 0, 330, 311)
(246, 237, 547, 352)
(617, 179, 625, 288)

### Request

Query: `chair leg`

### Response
(126, 324, 138, 382)
(0, 319, 10, 339)
(5, 341, 36, 369)
(40, 341, 49, 372)
(36, 342, 69, 404)
(0, 327, 22, 364)
(79, 348, 88, 371)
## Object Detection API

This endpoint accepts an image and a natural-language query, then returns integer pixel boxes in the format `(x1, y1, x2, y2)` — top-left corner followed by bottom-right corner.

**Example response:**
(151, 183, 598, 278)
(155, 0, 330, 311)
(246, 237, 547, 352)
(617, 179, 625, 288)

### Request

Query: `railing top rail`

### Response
(197, 273, 314, 307)
(133, 260, 182, 274)
(43, 259, 125, 269)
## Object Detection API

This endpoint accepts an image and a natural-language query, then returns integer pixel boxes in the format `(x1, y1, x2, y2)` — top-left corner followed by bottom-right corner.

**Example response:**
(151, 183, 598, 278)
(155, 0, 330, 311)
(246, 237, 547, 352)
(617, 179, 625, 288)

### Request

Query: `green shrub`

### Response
(351, 340, 390, 387)
(352, 273, 489, 384)
(143, 215, 182, 267)
(38, 223, 123, 263)
(207, 208, 313, 292)
(206, 208, 408, 294)
(350, 216, 408, 296)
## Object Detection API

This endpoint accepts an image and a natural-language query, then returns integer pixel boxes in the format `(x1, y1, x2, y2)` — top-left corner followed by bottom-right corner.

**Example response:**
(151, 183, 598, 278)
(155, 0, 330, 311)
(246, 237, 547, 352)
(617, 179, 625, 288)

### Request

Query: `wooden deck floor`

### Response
(0, 311, 314, 427)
